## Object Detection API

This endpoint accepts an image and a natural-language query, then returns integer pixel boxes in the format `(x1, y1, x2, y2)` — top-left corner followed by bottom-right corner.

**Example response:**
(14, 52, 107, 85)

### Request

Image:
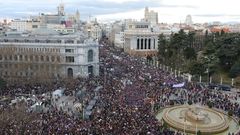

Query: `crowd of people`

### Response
(0, 39, 240, 134)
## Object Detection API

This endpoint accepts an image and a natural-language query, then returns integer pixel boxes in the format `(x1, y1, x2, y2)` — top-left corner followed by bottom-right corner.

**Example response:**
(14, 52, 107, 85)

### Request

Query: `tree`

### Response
(208, 33, 240, 79)
(186, 31, 195, 48)
(188, 61, 205, 76)
(183, 47, 196, 60)
(229, 60, 240, 78)
(158, 34, 168, 64)
(201, 40, 219, 77)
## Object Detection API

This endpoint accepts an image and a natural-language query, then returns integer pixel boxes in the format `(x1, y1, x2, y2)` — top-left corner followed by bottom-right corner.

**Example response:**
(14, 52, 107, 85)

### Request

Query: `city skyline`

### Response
(1, 0, 240, 23)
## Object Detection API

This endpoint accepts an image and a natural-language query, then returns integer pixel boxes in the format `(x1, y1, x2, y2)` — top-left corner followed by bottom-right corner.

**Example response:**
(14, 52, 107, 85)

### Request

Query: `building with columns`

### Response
(0, 34, 99, 83)
(124, 20, 158, 57)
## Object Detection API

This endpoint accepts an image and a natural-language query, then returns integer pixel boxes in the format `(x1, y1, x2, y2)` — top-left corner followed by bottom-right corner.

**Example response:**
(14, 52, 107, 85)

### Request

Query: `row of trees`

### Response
(158, 29, 240, 81)
(158, 30, 198, 73)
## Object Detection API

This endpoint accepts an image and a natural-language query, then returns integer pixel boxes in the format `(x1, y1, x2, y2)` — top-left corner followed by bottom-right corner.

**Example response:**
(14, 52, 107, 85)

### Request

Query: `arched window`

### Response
(51, 56, 55, 62)
(24, 55, 28, 61)
(9, 55, 12, 61)
(41, 56, 44, 61)
(67, 68, 73, 77)
(19, 55, 23, 61)
(35, 56, 39, 62)
(88, 50, 94, 62)
(46, 56, 49, 62)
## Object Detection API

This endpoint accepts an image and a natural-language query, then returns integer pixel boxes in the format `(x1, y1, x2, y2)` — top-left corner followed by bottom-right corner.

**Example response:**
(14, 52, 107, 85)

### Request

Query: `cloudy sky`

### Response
(0, 0, 240, 23)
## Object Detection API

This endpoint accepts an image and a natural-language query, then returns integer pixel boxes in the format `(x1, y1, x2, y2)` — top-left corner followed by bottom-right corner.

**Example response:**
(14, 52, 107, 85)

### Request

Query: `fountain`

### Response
(160, 105, 233, 134)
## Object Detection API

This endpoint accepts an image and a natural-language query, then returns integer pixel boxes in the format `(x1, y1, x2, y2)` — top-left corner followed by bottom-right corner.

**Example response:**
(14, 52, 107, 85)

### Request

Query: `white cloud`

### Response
(96, 9, 144, 22)
(102, 0, 141, 3)
(1, 0, 240, 23)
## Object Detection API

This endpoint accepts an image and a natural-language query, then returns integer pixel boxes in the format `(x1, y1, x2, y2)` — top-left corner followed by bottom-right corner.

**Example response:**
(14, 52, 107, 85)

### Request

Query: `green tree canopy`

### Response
(188, 61, 205, 75)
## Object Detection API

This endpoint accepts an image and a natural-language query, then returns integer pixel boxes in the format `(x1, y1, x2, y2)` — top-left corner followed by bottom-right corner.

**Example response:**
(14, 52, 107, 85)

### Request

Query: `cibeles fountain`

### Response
(161, 105, 231, 134)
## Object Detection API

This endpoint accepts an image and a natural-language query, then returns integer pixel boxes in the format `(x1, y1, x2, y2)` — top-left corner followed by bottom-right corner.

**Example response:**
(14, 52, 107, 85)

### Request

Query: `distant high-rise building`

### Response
(185, 15, 193, 26)
(144, 7, 158, 25)
(75, 10, 80, 23)
(57, 3, 65, 16)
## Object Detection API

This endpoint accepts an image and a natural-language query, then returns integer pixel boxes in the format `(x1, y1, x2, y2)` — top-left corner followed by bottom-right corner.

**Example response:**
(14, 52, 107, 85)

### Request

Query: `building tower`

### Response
(144, 7, 149, 22)
(75, 10, 80, 23)
(185, 15, 193, 26)
(58, 3, 65, 16)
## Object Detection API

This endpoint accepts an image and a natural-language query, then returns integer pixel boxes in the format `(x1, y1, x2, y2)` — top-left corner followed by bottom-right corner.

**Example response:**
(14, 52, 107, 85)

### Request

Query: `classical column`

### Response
(147, 38, 150, 49)
(151, 38, 154, 49)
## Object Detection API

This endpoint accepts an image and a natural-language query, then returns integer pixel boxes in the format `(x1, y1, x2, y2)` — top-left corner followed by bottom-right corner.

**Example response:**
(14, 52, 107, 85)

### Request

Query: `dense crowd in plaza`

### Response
(0, 40, 240, 135)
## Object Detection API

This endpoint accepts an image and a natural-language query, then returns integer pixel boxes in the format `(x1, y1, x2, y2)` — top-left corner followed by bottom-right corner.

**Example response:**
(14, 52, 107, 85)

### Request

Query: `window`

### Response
(51, 56, 55, 62)
(57, 56, 61, 62)
(66, 56, 74, 63)
(67, 68, 73, 77)
(88, 50, 94, 62)
(14, 55, 18, 61)
(46, 56, 49, 62)
(65, 49, 74, 53)
(88, 65, 94, 76)
(35, 56, 39, 62)
(19, 55, 23, 61)
(9, 55, 12, 61)
(0, 55, 2, 60)
(32, 25, 38, 28)
(41, 56, 44, 61)
(30, 55, 33, 61)
(25, 55, 28, 61)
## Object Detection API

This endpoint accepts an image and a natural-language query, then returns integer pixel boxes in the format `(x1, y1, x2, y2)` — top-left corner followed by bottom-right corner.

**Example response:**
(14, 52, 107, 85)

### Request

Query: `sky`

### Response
(0, 0, 240, 23)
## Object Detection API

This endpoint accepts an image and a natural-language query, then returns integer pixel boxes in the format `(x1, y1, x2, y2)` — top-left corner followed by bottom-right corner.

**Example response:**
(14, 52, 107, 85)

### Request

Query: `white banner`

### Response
(172, 82, 185, 88)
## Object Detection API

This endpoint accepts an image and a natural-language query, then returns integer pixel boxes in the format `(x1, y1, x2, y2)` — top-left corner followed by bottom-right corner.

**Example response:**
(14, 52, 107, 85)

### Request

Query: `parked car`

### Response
(207, 84, 218, 90)
(217, 85, 231, 91)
